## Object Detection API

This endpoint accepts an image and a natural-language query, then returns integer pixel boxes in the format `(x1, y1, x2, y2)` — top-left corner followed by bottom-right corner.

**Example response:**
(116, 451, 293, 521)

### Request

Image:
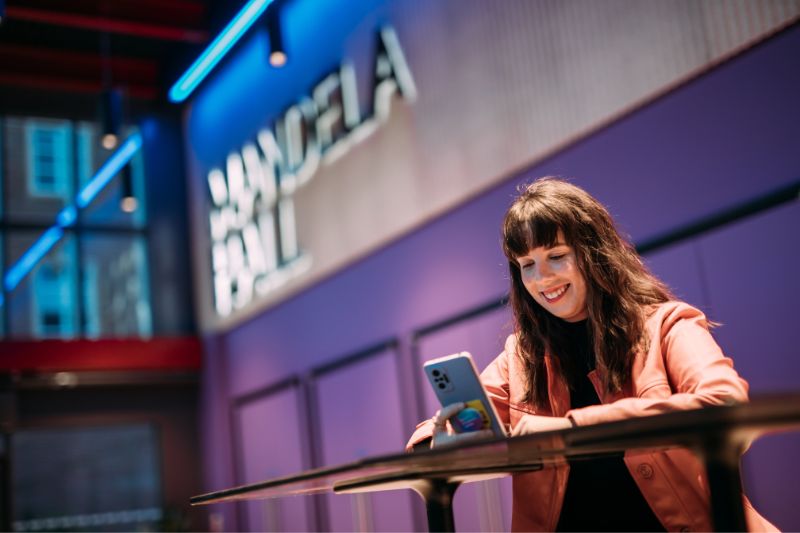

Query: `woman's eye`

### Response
(521, 263, 534, 271)
(550, 254, 565, 261)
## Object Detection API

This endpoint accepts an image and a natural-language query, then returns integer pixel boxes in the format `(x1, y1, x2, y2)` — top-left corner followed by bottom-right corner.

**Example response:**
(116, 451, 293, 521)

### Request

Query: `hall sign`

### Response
(206, 27, 417, 317)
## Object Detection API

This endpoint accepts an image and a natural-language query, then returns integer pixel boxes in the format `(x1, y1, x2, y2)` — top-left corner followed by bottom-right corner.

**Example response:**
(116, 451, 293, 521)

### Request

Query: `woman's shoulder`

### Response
(644, 300, 710, 332)
(502, 332, 518, 352)
(496, 332, 522, 367)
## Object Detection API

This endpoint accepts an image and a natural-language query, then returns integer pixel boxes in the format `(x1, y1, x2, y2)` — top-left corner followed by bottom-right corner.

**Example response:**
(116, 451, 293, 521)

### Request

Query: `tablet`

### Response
(423, 352, 507, 437)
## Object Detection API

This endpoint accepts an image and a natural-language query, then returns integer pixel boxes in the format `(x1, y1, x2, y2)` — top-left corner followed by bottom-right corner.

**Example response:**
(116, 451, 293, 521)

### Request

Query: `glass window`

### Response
(75, 122, 96, 191)
(81, 126, 147, 228)
(1, 122, 4, 336)
(11, 424, 162, 532)
(0, 233, 4, 338)
(1, 117, 5, 218)
(6, 232, 79, 339)
(1, 114, 152, 339)
(81, 233, 152, 338)
(27, 123, 72, 198)
(4, 117, 73, 223)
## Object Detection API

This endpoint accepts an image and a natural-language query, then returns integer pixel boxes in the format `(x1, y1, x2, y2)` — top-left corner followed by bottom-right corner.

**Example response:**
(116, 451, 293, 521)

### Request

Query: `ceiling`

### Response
(0, 0, 213, 117)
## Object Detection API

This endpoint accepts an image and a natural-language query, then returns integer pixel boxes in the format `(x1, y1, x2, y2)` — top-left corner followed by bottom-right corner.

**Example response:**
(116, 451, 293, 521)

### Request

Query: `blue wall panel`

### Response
(236, 386, 312, 532)
(415, 307, 513, 532)
(314, 347, 418, 532)
(643, 241, 709, 315)
(698, 202, 800, 531)
(699, 202, 800, 393)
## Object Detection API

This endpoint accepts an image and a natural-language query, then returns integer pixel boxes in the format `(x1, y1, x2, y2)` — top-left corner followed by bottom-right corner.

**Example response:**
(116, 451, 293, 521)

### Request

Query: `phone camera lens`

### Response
(432, 370, 440, 377)
(438, 383, 446, 389)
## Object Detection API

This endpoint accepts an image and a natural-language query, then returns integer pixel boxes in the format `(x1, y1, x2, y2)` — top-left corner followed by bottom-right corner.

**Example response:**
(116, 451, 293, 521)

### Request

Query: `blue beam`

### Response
(76, 134, 142, 208)
(4, 227, 64, 292)
(168, 0, 274, 103)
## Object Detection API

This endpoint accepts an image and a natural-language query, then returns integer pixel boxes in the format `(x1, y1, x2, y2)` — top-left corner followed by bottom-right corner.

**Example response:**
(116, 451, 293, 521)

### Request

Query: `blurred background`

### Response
(0, 0, 798, 531)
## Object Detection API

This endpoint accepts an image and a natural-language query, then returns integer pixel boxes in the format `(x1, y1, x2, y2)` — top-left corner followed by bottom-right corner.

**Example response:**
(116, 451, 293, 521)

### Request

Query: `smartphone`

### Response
(423, 352, 507, 437)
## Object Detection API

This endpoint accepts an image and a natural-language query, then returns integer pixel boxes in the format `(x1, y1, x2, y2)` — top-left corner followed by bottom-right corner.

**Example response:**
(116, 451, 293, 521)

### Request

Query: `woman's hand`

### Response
(431, 402, 494, 448)
(511, 414, 572, 437)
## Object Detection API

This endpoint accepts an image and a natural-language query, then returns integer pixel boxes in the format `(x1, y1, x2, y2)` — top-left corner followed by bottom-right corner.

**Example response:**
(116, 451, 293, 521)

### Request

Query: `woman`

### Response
(406, 178, 776, 531)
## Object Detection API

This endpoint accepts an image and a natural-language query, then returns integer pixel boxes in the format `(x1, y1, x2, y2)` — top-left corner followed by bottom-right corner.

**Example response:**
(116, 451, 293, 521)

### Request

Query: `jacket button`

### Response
(636, 463, 654, 479)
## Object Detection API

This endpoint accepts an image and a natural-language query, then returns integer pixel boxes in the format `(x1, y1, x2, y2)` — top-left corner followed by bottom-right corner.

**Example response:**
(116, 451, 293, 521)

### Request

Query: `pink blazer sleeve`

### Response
(404, 419, 436, 452)
(566, 303, 750, 426)
(480, 336, 513, 426)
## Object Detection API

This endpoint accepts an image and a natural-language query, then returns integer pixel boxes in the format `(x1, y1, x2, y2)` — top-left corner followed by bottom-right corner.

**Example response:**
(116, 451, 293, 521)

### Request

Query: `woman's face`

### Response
(515, 232, 588, 322)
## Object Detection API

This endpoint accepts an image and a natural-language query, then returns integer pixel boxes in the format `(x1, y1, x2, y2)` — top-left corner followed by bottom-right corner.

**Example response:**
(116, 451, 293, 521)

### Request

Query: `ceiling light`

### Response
(266, 5, 287, 68)
(120, 165, 138, 213)
(101, 88, 122, 149)
(77, 133, 142, 208)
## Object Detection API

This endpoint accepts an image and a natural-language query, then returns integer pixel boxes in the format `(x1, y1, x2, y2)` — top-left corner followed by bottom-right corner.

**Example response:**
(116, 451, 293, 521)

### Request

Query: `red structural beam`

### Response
(0, 337, 202, 372)
(0, 44, 157, 79)
(7, 0, 208, 27)
(0, 73, 158, 99)
(6, 5, 208, 43)
(0, 44, 158, 98)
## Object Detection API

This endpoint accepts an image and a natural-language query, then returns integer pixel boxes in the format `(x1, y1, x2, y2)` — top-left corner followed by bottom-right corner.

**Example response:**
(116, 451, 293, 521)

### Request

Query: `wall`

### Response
(198, 22, 800, 533)
(185, 0, 799, 332)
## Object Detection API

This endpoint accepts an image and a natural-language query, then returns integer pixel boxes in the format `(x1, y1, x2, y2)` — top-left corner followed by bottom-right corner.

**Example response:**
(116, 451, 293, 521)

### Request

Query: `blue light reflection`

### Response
(187, 0, 387, 166)
(77, 134, 142, 208)
(169, 0, 275, 103)
(56, 206, 77, 228)
(4, 227, 64, 292)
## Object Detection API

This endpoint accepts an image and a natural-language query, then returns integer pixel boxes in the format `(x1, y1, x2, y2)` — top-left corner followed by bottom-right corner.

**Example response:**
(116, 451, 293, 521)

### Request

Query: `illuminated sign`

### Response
(207, 26, 417, 317)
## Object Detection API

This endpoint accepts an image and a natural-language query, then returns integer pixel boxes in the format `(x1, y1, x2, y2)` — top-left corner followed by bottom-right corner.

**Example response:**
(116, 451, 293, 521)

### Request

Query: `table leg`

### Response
(410, 478, 461, 532)
(703, 440, 747, 532)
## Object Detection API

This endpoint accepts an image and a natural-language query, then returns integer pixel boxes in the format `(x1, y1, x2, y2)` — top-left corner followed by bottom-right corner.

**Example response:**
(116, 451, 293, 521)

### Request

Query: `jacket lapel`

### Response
(544, 354, 571, 416)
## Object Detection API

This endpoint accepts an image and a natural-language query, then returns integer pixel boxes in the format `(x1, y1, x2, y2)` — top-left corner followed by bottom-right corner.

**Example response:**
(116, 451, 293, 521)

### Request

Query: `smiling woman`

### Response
(513, 235, 588, 324)
(501, 178, 674, 405)
(407, 177, 777, 532)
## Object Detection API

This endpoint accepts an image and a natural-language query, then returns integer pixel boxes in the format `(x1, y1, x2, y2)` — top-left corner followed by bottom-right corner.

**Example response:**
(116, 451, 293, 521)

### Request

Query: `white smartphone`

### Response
(423, 352, 507, 438)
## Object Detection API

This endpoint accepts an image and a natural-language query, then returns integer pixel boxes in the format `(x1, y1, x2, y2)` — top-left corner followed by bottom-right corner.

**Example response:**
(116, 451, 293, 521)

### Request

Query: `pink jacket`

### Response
(407, 302, 777, 532)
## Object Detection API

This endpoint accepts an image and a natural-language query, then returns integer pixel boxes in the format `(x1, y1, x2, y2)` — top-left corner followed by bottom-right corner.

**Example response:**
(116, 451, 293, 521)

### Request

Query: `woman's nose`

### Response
(533, 261, 552, 281)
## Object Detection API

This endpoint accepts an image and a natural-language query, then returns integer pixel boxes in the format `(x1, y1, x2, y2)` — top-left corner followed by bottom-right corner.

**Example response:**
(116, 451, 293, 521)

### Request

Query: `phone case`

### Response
(423, 352, 507, 437)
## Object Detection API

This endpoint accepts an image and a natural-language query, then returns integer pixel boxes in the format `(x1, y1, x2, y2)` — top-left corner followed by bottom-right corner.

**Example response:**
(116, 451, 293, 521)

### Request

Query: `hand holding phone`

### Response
(429, 402, 494, 448)
(424, 352, 507, 438)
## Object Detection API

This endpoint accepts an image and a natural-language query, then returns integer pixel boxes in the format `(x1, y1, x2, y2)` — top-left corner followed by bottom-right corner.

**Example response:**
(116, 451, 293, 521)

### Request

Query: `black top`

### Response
(555, 320, 666, 532)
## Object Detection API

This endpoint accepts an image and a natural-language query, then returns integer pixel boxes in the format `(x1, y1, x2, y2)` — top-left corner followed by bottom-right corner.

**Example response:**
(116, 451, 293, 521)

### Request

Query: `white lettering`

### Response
(314, 72, 344, 152)
(374, 26, 417, 122)
(208, 26, 416, 317)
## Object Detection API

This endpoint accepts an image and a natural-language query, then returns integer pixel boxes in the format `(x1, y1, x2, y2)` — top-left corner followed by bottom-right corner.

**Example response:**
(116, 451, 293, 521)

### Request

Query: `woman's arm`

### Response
(566, 304, 749, 426)
(479, 341, 512, 425)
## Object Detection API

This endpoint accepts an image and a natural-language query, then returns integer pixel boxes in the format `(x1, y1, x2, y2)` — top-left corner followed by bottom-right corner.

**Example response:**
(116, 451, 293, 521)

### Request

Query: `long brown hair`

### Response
(502, 177, 673, 408)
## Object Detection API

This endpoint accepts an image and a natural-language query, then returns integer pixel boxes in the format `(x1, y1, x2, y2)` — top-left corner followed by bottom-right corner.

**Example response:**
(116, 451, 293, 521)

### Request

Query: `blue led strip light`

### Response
(76, 134, 142, 207)
(168, 0, 274, 103)
(3, 133, 143, 295)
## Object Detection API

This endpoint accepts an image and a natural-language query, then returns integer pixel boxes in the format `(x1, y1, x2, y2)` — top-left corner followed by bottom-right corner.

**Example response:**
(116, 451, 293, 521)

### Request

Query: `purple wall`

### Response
(234, 383, 312, 532)
(201, 26, 800, 531)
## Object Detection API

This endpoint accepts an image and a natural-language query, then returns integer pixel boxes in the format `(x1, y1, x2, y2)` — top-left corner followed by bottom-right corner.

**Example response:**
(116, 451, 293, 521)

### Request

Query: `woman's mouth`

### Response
(541, 284, 569, 303)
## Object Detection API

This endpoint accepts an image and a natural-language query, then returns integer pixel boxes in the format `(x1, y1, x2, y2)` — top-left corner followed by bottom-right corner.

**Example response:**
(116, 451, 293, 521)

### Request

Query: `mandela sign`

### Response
(206, 27, 416, 317)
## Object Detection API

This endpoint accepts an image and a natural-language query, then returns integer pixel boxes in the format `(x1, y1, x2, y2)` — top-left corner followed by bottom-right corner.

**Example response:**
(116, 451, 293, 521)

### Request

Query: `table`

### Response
(191, 394, 800, 531)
